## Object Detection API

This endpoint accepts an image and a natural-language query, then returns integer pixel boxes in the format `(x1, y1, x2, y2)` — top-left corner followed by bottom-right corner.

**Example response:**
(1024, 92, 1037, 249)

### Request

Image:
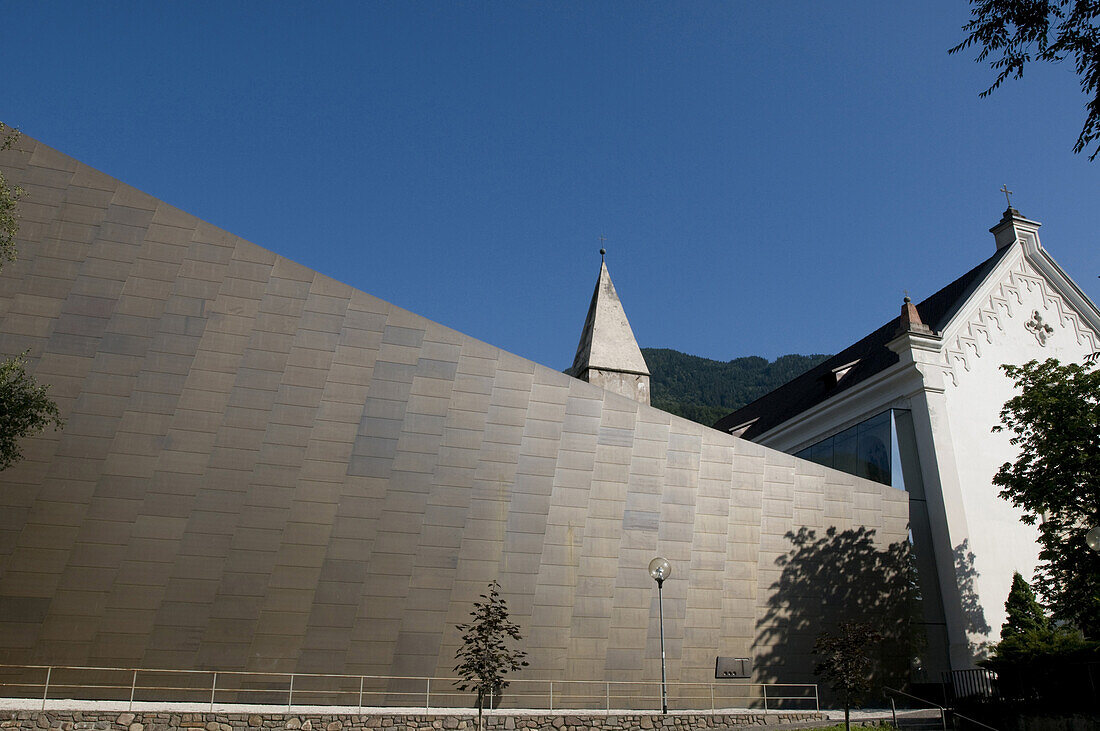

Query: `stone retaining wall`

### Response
(1, 711, 828, 731)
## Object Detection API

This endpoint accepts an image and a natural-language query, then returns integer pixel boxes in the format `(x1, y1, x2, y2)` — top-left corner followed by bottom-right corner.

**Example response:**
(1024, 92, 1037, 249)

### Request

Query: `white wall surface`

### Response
(940, 252, 1099, 644)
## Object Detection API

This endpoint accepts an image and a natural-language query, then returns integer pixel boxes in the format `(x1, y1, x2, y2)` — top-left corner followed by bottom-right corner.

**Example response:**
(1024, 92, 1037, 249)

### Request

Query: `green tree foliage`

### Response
(950, 1, 1100, 159)
(0, 352, 63, 470)
(454, 581, 528, 728)
(1000, 571, 1049, 641)
(813, 621, 883, 731)
(986, 572, 1091, 677)
(992, 358, 1100, 637)
(642, 348, 828, 427)
(981, 629, 1098, 711)
(0, 122, 64, 469)
(988, 621, 1093, 663)
(980, 577, 1098, 712)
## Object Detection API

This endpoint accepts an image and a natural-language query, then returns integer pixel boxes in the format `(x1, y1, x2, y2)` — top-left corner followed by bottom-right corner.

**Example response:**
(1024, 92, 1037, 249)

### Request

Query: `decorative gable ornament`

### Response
(1025, 310, 1055, 345)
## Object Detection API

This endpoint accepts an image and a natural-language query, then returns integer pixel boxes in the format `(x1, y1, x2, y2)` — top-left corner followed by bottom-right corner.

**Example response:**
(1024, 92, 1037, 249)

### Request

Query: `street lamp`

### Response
(648, 556, 672, 714)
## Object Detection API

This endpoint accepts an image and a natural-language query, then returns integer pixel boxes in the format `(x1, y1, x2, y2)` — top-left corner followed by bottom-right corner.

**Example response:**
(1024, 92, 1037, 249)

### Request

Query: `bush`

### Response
(975, 627, 1100, 714)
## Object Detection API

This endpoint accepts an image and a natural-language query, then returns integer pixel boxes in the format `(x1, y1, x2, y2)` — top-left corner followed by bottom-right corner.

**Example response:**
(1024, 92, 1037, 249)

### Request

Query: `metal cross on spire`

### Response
(598, 236, 607, 261)
(1000, 184, 1014, 208)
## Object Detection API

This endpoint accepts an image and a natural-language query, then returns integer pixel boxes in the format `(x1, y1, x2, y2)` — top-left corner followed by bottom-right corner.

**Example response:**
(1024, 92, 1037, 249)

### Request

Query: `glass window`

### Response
(793, 410, 893, 486)
(857, 411, 891, 485)
(810, 439, 834, 468)
(832, 426, 859, 476)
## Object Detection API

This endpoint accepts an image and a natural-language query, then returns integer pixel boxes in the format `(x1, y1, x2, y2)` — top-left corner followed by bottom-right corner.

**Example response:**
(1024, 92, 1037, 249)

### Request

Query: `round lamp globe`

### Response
(1087, 526, 1100, 554)
(648, 557, 671, 581)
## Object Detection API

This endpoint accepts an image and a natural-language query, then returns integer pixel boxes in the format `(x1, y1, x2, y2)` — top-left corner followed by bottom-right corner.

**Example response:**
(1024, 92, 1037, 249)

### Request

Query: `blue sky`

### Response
(3, 1, 1097, 370)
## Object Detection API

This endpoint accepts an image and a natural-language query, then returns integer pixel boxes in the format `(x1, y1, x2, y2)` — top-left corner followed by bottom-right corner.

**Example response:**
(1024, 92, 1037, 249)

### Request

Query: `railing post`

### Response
(940, 708, 947, 731)
(606, 682, 610, 711)
(288, 673, 294, 712)
(762, 684, 768, 712)
(424, 677, 429, 712)
(42, 666, 51, 711)
(359, 676, 364, 711)
(489, 687, 493, 711)
(710, 683, 714, 712)
(890, 698, 898, 727)
(814, 684, 819, 712)
(548, 681, 553, 712)
(211, 672, 217, 712)
(129, 669, 138, 711)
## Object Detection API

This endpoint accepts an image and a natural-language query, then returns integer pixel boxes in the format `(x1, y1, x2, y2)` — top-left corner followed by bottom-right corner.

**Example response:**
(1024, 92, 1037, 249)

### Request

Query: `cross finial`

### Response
(1000, 184, 1013, 208)
(598, 236, 607, 261)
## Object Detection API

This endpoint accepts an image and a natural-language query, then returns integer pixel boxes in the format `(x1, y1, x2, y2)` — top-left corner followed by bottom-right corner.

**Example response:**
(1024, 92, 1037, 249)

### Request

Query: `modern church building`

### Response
(0, 134, 1094, 697)
(715, 207, 1100, 672)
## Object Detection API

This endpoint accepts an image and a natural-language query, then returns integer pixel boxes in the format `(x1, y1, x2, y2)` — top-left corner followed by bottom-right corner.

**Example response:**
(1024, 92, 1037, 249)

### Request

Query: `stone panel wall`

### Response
(584, 370, 650, 406)
(0, 136, 909, 684)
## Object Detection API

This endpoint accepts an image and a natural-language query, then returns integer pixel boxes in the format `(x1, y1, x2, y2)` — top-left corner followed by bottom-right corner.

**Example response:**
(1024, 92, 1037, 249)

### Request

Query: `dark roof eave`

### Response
(713, 245, 1012, 439)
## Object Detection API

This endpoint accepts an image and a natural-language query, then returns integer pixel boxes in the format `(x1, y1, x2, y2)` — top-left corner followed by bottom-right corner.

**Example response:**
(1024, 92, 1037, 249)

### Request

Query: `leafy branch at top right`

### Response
(950, 0, 1100, 160)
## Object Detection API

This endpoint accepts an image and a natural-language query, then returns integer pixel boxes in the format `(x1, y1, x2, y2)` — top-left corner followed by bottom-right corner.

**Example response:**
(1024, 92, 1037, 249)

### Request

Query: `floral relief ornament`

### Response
(1025, 310, 1054, 345)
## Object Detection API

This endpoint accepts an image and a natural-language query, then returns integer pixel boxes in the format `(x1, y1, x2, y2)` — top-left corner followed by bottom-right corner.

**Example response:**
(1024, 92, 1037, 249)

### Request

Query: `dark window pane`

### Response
(833, 426, 859, 475)
(857, 412, 891, 484)
(810, 437, 833, 468)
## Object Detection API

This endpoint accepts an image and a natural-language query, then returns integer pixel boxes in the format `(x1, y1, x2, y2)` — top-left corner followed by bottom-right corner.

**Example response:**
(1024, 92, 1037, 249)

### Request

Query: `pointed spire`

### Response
(567, 251, 650, 404)
(897, 294, 932, 336)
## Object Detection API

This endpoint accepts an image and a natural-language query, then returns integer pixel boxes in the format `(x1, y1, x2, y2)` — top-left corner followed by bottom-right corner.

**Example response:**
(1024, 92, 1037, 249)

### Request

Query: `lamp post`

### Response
(648, 556, 672, 714)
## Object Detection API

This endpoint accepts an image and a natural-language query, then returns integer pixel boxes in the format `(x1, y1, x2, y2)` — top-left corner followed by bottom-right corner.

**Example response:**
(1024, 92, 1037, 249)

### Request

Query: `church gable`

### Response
(715, 208, 1098, 442)
(935, 224, 1100, 386)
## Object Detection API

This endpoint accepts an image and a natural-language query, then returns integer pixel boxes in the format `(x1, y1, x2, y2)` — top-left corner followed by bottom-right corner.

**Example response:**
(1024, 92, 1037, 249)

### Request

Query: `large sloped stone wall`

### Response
(0, 137, 908, 688)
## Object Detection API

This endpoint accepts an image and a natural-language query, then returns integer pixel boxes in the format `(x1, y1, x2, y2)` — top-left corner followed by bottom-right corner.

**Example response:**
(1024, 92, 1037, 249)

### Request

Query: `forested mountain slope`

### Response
(642, 348, 829, 428)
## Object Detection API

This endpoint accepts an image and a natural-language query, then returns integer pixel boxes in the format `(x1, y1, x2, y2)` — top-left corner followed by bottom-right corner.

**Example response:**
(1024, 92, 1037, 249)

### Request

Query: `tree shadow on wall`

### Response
(954, 539, 991, 657)
(754, 526, 923, 703)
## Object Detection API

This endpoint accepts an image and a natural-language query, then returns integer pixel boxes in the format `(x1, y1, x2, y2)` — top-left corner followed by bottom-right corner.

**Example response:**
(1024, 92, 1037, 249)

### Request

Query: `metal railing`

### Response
(943, 668, 999, 703)
(885, 686, 1000, 731)
(0, 664, 817, 714)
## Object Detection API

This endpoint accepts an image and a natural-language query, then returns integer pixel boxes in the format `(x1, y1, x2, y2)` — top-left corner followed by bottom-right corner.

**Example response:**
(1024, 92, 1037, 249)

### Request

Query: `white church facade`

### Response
(715, 206, 1100, 674)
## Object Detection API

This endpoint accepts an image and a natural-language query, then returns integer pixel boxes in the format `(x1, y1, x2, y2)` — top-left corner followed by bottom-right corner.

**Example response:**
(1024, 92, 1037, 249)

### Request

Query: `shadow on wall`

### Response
(953, 539, 992, 657)
(754, 526, 923, 703)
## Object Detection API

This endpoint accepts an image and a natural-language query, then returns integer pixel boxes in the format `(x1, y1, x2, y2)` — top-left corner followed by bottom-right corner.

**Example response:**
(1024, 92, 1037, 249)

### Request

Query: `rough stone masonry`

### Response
(0, 711, 830, 731)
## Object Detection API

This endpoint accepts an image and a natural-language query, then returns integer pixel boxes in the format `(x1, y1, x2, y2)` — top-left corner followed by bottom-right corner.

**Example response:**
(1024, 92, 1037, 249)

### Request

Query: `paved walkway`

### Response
(818, 707, 943, 724)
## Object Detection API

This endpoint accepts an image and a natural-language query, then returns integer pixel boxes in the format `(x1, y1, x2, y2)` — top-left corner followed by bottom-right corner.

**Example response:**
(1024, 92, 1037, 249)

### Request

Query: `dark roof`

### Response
(712, 245, 1013, 440)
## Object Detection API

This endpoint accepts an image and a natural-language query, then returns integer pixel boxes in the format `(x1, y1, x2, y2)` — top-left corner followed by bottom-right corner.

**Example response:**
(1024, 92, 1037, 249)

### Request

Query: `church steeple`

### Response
(990, 188, 1042, 251)
(567, 250, 651, 404)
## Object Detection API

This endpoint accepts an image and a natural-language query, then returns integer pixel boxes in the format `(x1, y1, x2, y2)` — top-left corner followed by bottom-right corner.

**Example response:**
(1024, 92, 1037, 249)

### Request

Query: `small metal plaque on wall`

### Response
(714, 656, 751, 678)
